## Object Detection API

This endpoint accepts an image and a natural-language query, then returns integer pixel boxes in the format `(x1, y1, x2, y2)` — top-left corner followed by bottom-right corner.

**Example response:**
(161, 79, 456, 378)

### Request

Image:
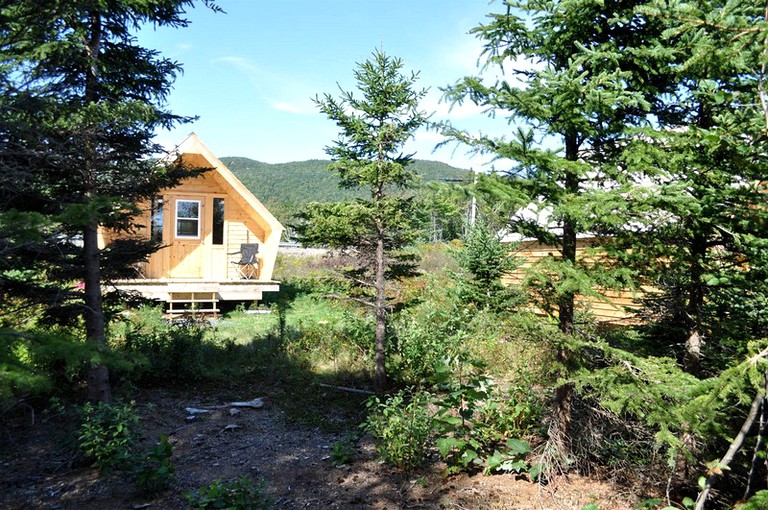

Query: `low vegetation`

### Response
(3, 240, 768, 509)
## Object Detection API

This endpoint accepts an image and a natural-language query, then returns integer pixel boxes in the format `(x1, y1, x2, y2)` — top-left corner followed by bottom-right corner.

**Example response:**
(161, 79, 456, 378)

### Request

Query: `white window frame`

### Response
(175, 199, 201, 239)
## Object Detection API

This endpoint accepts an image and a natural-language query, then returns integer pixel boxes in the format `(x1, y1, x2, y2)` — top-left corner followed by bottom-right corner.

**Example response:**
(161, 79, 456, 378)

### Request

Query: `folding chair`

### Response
(231, 243, 259, 279)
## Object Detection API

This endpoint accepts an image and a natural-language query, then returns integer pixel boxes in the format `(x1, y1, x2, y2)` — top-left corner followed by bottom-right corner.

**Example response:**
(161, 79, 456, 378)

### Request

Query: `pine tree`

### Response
(605, 0, 768, 376)
(300, 50, 429, 393)
(0, 0, 215, 401)
(440, 0, 671, 463)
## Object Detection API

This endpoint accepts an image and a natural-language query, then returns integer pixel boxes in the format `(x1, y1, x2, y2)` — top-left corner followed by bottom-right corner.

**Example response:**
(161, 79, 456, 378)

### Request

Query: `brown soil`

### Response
(0, 386, 650, 510)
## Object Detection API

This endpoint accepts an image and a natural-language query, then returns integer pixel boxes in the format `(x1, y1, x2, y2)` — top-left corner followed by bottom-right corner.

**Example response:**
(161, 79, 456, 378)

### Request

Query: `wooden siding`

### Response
(502, 239, 644, 324)
(103, 134, 284, 304)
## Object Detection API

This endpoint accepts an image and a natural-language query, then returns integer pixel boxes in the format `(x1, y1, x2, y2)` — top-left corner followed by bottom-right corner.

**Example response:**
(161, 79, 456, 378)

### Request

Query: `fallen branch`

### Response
(318, 383, 375, 395)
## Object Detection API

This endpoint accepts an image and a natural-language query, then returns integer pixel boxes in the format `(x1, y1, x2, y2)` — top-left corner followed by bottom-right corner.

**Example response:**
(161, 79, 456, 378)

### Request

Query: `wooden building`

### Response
(104, 133, 284, 313)
(502, 238, 646, 325)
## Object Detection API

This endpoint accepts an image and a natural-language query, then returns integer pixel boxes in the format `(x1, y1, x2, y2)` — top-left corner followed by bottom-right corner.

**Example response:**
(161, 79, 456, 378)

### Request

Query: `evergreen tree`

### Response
(440, 0, 670, 462)
(605, 0, 768, 376)
(454, 220, 522, 312)
(299, 50, 429, 393)
(0, 0, 215, 401)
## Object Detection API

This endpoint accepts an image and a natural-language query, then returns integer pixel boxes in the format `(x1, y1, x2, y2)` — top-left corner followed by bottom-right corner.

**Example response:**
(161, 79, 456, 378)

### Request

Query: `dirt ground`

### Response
(0, 385, 650, 510)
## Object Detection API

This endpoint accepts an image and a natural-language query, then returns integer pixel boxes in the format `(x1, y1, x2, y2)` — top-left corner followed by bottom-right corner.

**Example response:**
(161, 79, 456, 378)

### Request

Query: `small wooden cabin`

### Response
(105, 133, 284, 313)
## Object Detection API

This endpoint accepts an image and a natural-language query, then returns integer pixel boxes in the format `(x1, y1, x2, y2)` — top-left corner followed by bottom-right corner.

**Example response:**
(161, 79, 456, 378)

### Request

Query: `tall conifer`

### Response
(0, 0, 214, 400)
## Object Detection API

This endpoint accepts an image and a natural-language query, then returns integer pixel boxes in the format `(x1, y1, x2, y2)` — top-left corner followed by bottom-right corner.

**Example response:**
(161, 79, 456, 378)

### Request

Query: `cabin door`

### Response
(168, 197, 206, 279)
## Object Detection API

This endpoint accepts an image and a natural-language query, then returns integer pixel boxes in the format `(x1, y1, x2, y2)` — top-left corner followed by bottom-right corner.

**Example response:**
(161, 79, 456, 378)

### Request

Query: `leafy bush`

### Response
(134, 435, 175, 495)
(110, 313, 210, 384)
(185, 477, 272, 510)
(78, 400, 139, 471)
(431, 356, 538, 475)
(363, 389, 433, 471)
(388, 276, 469, 384)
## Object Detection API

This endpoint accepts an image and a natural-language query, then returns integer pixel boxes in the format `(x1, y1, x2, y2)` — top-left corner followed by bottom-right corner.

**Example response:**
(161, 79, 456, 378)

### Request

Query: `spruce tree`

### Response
(440, 0, 671, 463)
(605, 0, 768, 376)
(0, 0, 215, 401)
(300, 50, 429, 393)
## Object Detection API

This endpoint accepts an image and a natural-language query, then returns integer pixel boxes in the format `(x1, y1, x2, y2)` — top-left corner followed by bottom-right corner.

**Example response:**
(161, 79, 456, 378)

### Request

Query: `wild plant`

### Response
(134, 435, 175, 495)
(78, 400, 139, 471)
(362, 389, 433, 471)
(431, 355, 538, 475)
(185, 477, 272, 510)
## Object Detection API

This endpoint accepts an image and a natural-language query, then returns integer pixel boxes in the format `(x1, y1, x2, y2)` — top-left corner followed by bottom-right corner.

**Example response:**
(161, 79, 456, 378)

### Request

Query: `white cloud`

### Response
(272, 101, 310, 115)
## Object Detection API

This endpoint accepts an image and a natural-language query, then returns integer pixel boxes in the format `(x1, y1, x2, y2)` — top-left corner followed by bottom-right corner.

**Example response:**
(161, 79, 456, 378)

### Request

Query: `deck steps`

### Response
(167, 292, 219, 315)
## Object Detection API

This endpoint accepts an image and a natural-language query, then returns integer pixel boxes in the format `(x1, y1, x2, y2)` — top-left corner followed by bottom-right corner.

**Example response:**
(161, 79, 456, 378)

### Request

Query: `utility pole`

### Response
(469, 169, 477, 228)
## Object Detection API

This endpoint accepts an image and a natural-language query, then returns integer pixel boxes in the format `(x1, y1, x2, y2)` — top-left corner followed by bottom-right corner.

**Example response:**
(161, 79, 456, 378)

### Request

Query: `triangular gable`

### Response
(171, 132, 284, 239)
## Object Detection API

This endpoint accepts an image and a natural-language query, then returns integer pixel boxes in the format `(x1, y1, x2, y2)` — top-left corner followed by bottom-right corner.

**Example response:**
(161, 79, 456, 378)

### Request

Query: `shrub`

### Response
(363, 389, 433, 471)
(112, 316, 209, 384)
(185, 477, 273, 510)
(431, 356, 538, 475)
(134, 435, 175, 495)
(78, 400, 139, 471)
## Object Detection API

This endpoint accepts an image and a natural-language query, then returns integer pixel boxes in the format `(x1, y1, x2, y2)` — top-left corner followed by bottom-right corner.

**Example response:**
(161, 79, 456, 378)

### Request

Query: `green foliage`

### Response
(0, 0, 215, 401)
(112, 318, 208, 384)
(78, 400, 139, 471)
(134, 435, 175, 495)
(430, 356, 539, 475)
(363, 389, 433, 471)
(185, 477, 273, 510)
(329, 432, 359, 467)
(636, 499, 662, 510)
(302, 49, 430, 392)
(453, 222, 523, 312)
(223, 156, 470, 235)
(571, 336, 768, 477)
(742, 490, 768, 510)
(389, 296, 467, 384)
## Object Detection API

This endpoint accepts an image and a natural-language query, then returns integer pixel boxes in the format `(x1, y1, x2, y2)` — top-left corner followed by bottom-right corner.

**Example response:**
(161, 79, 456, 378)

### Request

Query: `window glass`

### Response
(213, 198, 224, 245)
(150, 196, 163, 242)
(176, 199, 200, 238)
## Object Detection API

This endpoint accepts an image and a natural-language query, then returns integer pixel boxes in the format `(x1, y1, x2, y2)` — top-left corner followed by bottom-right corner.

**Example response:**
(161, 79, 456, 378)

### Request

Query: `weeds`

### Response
(185, 477, 272, 510)
(363, 389, 433, 471)
(330, 432, 359, 467)
(77, 401, 175, 494)
(78, 400, 139, 471)
(134, 435, 175, 495)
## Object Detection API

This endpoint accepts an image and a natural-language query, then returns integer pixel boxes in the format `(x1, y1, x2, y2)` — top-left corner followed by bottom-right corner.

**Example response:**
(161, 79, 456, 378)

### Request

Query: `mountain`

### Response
(220, 157, 472, 223)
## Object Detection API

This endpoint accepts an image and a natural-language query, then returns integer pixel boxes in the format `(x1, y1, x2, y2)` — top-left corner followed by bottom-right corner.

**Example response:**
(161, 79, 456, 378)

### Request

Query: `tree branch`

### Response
(695, 370, 768, 510)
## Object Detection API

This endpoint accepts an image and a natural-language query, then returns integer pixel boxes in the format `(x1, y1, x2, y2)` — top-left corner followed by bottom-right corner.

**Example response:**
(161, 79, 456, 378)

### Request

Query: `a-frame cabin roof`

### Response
(171, 132, 284, 239)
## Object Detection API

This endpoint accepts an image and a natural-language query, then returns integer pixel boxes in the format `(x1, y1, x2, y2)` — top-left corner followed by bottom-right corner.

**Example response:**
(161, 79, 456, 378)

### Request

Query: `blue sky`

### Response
(138, 0, 510, 170)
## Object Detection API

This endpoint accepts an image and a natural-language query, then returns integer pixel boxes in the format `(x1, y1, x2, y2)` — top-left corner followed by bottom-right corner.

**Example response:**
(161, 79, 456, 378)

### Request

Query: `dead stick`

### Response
(695, 371, 766, 510)
(318, 383, 375, 395)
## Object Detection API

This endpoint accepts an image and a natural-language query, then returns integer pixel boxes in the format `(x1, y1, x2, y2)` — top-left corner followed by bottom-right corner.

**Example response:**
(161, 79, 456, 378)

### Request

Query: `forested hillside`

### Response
(221, 156, 471, 225)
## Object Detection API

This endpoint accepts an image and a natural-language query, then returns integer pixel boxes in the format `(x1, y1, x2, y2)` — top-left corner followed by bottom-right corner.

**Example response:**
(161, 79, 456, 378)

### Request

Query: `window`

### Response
(212, 198, 225, 245)
(150, 196, 163, 242)
(176, 200, 200, 238)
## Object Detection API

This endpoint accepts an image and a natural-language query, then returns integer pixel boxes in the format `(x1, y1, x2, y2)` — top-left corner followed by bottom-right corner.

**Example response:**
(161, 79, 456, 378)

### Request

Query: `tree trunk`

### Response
(551, 209, 576, 458)
(683, 232, 707, 376)
(373, 228, 387, 394)
(548, 135, 580, 461)
(83, 222, 111, 403)
(81, 11, 110, 403)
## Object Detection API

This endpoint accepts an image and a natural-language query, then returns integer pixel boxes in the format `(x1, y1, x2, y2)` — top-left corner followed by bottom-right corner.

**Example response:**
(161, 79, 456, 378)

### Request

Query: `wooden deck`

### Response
(110, 278, 280, 302)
